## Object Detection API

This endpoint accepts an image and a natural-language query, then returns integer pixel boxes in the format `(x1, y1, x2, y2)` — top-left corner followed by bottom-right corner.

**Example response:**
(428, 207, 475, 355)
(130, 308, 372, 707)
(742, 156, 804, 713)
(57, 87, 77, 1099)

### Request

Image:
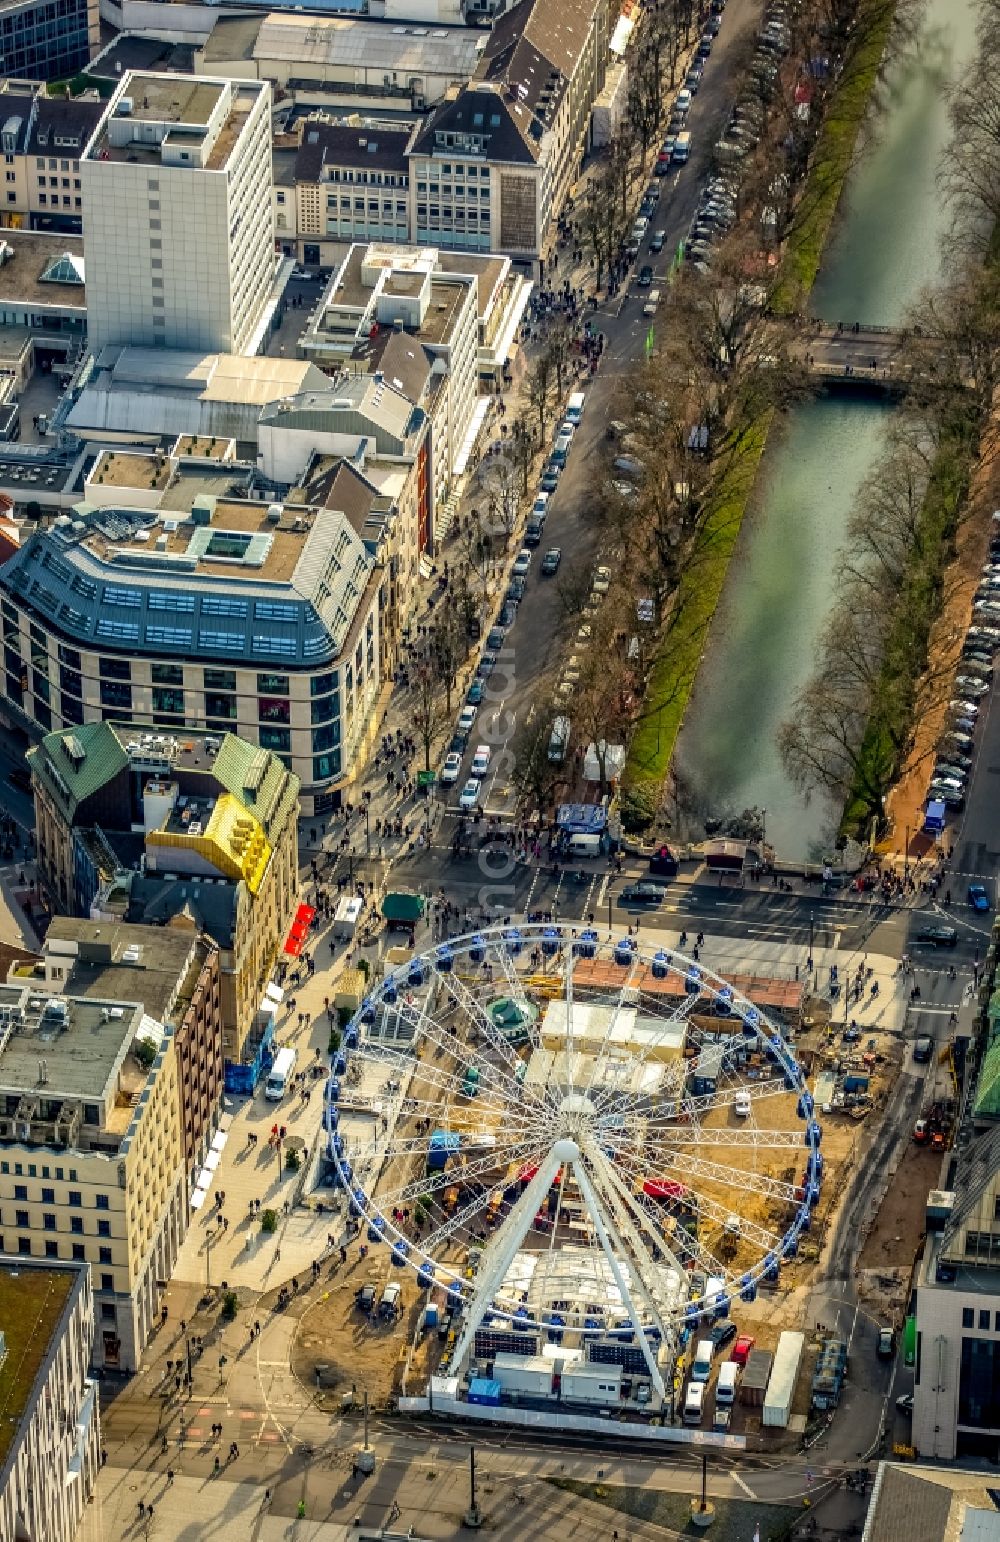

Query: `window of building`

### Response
(99, 657, 130, 681)
(963, 1307, 975, 1328)
(99, 1247, 112, 1265)
(960, 1336, 1000, 1428)
(100, 680, 131, 710)
(980, 1309, 991, 1331)
(58, 643, 81, 669)
(151, 663, 183, 686)
(17, 1238, 30, 1255)
(258, 726, 290, 752)
(152, 688, 184, 715)
(41, 1187, 54, 1203)
(101, 1273, 113, 1291)
(101, 1303, 116, 1322)
(72, 1244, 84, 1261)
(45, 1240, 59, 1258)
(97, 1220, 111, 1238)
(258, 697, 290, 725)
(204, 669, 237, 691)
(15, 1210, 28, 1227)
(70, 1216, 83, 1234)
(43, 1213, 56, 1231)
(13, 1183, 26, 1200)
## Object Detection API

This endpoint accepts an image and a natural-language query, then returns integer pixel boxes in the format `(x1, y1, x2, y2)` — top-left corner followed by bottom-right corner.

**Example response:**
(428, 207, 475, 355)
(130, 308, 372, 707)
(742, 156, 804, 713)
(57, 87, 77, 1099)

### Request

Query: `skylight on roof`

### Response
(39, 251, 85, 286)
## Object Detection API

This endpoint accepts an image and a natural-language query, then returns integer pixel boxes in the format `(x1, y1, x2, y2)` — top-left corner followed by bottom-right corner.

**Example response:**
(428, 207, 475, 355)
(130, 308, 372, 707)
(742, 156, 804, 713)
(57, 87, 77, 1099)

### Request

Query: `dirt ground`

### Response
(885, 417, 1000, 857)
(858, 1144, 942, 1272)
(291, 1258, 426, 1408)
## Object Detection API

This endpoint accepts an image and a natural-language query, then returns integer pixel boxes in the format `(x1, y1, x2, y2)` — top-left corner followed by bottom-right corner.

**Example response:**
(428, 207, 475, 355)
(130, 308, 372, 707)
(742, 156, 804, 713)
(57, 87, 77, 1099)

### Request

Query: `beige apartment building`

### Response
(0, 1256, 100, 1542)
(0, 980, 185, 1370)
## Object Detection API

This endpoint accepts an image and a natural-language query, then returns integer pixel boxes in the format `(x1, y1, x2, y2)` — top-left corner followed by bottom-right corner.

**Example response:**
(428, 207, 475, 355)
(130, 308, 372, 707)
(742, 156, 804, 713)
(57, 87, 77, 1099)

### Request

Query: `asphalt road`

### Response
(455, 0, 766, 795)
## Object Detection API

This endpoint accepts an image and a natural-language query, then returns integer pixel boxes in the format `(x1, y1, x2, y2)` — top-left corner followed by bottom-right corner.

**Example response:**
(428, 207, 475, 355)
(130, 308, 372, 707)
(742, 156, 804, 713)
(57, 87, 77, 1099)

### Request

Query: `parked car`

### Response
(650, 229, 667, 252)
(639, 264, 654, 286)
(477, 650, 498, 677)
(896, 1393, 914, 1416)
(734, 1092, 752, 1117)
(531, 492, 550, 519)
(487, 626, 506, 651)
(591, 565, 612, 595)
(710, 1321, 737, 1354)
(954, 676, 989, 696)
(459, 777, 482, 811)
(732, 1335, 756, 1366)
(440, 751, 463, 786)
(540, 463, 561, 492)
(506, 577, 526, 604)
(512, 548, 532, 577)
(876, 1327, 896, 1360)
(541, 547, 562, 576)
(466, 680, 484, 706)
(499, 600, 518, 628)
(457, 704, 478, 735)
(470, 744, 491, 777)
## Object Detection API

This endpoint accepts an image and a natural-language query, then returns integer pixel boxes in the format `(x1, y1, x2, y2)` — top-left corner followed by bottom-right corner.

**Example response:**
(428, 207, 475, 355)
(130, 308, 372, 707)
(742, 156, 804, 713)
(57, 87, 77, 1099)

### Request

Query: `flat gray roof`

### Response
(0, 983, 144, 1104)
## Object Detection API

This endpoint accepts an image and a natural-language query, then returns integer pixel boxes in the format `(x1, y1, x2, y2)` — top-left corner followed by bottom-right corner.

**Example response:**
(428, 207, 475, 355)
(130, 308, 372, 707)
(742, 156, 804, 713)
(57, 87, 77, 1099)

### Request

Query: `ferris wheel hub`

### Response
(551, 1136, 582, 1164)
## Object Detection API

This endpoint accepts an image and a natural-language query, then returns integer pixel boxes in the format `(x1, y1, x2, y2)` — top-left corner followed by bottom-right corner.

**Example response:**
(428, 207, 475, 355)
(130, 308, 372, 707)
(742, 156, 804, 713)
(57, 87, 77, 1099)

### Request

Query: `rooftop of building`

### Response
(40, 918, 210, 1028)
(0, 230, 86, 309)
(85, 74, 264, 172)
(862, 1461, 1000, 1542)
(411, 82, 541, 164)
(120, 873, 241, 949)
(200, 14, 263, 65)
(0, 1259, 78, 1467)
(259, 372, 420, 449)
(295, 114, 414, 181)
(0, 981, 148, 1107)
(90, 449, 173, 490)
(318, 242, 476, 349)
(87, 33, 197, 82)
(244, 13, 487, 78)
(26, 94, 105, 158)
(28, 723, 299, 843)
(65, 347, 329, 442)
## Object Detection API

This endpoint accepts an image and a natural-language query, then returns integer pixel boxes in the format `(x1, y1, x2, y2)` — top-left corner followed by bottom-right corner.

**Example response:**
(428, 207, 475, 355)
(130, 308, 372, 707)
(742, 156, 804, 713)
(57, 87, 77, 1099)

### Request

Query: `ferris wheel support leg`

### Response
(448, 1147, 565, 1380)
(572, 1160, 666, 1402)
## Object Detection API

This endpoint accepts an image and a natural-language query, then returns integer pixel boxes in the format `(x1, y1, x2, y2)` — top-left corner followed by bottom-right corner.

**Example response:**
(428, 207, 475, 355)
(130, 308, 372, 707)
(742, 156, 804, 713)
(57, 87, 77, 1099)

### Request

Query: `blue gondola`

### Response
(810, 1149, 825, 1176)
(685, 1303, 701, 1325)
(797, 1092, 814, 1121)
(338, 1160, 353, 1186)
(652, 948, 671, 979)
(327, 1078, 341, 1103)
(344, 1024, 359, 1050)
(333, 1052, 347, 1076)
(807, 1181, 821, 1209)
(436, 944, 454, 973)
(685, 965, 702, 995)
(326, 1132, 338, 1161)
(799, 1208, 812, 1232)
(324, 1106, 339, 1132)
(503, 927, 523, 955)
(331, 1132, 344, 1157)
(712, 1293, 730, 1320)
(541, 926, 560, 957)
(382, 979, 398, 1006)
(513, 1304, 529, 1328)
(367, 1214, 386, 1244)
(716, 985, 734, 1015)
(481, 1310, 494, 1328)
(783, 1230, 799, 1259)
(391, 1239, 411, 1267)
(584, 1315, 603, 1331)
(740, 1274, 757, 1303)
(614, 936, 637, 967)
(764, 1256, 781, 1283)
(448, 1283, 464, 1313)
(408, 959, 428, 988)
(546, 1313, 565, 1342)
(469, 934, 486, 965)
(349, 1186, 365, 1218)
(361, 1000, 377, 1026)
(417, 1260, 435, 1288)
(578, 928, 599, 960)
(612, 1318, 634, 1342)
(806, 1119, 822, 1147)
(741, 1006, 760, 1038)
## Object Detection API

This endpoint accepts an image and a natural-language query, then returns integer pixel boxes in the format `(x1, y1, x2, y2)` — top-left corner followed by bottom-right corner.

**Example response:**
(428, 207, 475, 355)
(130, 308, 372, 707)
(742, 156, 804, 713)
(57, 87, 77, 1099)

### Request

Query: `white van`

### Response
(683, 1381, 706, 1425)
(716, 1361, 739, 1405)
(265, 1045, 296, 1101)
(551, 431, 573, 467)
(673, 131, 692, 163)
(567, 832, 602, 858)
(548, 716, 571, 764)
(565, 391, 586, 426)
(643, 288, 661, 318)
(691, 1339, 714, 1382)
(333, 894, 363, 940)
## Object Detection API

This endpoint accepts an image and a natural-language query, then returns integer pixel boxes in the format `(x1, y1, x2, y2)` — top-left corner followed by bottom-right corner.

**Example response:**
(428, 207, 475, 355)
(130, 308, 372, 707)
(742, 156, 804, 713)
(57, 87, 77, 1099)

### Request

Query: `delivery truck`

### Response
(762, 1330, 805, 1428)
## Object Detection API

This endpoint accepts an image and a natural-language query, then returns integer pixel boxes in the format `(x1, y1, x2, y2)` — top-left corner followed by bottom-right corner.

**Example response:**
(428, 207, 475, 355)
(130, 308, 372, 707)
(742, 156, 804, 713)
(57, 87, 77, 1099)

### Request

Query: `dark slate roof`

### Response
(124, 874, 240, 950)
(296, 117, 412, 182)
(27, 97, 106, 158)
(411, 86, 540, 165)
(88, 36, 196, 81)
(363, 326, 434, 405)
(0, 91, 39, 154)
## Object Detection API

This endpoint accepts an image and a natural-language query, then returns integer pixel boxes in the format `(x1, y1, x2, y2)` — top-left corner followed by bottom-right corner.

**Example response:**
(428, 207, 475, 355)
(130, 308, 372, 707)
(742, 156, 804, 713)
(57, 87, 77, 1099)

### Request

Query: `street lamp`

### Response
(808, 913, 814, 974)
(903, 824, 910, 885)
(363, 791, 372, 858)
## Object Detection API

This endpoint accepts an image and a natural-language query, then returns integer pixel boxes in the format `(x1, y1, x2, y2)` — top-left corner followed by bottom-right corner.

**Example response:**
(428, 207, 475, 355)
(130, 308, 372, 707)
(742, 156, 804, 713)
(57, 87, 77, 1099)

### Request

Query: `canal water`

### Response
(674, 0, 981, 860)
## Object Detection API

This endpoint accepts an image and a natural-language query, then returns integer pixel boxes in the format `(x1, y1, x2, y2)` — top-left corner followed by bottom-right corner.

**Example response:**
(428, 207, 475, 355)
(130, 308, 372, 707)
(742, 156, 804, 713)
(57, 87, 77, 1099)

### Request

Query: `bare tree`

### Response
(527, 350, 555, 444)
(410, 654, 450, 774)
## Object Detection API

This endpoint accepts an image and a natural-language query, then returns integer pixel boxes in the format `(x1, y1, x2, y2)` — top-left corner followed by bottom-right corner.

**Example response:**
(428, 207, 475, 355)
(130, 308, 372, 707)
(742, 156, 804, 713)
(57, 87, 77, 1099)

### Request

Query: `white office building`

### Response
(81, 72, 276, 355)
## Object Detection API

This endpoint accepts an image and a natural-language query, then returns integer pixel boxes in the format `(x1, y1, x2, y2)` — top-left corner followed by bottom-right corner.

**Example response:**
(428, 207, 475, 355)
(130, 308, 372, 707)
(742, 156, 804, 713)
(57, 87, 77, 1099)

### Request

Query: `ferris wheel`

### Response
(324, 924, 822, 1398)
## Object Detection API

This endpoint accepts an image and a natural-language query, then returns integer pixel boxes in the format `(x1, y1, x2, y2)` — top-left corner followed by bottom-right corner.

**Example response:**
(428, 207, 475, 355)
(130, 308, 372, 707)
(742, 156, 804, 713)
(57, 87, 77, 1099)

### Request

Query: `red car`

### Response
(731, 1334, 756, 1366)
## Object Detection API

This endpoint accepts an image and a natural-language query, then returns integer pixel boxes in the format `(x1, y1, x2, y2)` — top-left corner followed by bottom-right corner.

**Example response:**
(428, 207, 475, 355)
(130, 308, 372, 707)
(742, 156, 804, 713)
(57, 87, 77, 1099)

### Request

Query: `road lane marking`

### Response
(731, 1471, 756, 1499)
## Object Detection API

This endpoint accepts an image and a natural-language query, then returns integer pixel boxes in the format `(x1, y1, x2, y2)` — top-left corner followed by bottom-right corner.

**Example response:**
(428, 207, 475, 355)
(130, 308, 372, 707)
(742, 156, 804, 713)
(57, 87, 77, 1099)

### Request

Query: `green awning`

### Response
(381, 891, 425, 923)
(973, 1037, 1000, 1120)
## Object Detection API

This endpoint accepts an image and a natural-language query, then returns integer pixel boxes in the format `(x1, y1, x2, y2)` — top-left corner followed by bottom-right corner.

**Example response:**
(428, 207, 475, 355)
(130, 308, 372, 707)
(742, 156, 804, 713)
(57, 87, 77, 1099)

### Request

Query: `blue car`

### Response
(466, 680, 484, 706)
(969, 883, 990, 911)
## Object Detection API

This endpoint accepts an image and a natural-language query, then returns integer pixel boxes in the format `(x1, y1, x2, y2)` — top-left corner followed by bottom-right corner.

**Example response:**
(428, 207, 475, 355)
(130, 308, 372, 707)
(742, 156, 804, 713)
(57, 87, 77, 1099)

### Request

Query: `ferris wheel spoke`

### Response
(419, 1184, 505, 1256)
(618, 1122, 807, 1152)
(363, 1132, 544, 1213)
(583, 1139, 689, 1306)
(393, 989, 532, 1115)
(639, 1148, 800, 1206)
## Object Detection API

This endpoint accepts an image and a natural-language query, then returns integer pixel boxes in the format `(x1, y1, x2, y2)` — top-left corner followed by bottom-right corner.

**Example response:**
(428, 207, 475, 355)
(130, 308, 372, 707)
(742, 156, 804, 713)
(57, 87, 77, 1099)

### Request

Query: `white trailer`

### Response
(560, 1363, 623, 1406)
(762, 1330, 805, 1428)
(332, 895, 364, 940)
(492, 1353, 555, 1399)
